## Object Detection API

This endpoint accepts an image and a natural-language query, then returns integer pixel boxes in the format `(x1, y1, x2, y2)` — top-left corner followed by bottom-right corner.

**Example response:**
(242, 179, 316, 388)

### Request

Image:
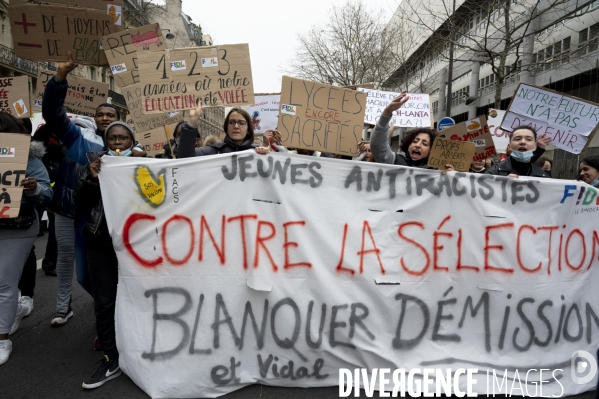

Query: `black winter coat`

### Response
(74, 152, 109, 239)
(177, 122, 257, 158)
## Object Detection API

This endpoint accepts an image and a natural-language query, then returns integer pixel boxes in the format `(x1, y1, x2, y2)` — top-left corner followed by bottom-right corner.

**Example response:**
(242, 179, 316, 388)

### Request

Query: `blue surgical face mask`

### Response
(108, 148, 132, 157)
(510, 150, 534, 162)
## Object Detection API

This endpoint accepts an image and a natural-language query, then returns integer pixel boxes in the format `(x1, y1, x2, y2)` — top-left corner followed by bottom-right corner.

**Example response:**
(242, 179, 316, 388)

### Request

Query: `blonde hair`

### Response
(202, 135, 219, 147)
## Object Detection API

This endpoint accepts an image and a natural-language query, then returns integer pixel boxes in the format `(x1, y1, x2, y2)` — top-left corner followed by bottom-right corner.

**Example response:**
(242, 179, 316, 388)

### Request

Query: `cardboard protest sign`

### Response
(501, 83, 599, 154)
(0, 134, 30, 218)
(99, 152, 599, 398)
(245, 94, 280, 133)
(136, 122, 180, 157)
(487, 109, 510, 153)
(11, 0, 123, 13)
(122, 84, 183, 132)
(137, 44, 254, 113)
(427, 137, 475, 171)
(358, 88, 433, 127)
(278, 76, 366, 155)
(101, 23, 166, 88)
(8, 3, 122, 65)
(0, 76, 32, 119)
(34, 69, 108, 117)
(439, 115, 496, 161)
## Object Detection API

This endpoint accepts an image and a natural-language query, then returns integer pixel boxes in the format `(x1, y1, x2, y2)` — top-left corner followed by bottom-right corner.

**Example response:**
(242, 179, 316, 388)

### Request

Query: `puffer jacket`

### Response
(73, 151, 108, 239)
(177, 122, 257, 157)
(42, 76, 104, 218)
(484, 157, 549, 177)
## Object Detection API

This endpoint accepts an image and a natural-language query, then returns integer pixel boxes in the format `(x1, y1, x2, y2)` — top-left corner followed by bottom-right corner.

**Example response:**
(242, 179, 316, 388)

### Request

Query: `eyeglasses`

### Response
(107, 134, 132, 142)
(228, 120, 247, 127)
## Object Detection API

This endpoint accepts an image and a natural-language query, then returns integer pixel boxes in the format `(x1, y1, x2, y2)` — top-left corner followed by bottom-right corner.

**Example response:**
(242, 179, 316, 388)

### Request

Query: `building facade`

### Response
(0, 0, 224, 137)
(384, 0, 599, 178)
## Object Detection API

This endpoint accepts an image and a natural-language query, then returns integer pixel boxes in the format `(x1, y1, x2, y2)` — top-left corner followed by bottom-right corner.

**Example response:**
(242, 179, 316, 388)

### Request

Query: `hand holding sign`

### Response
(56, 51, 78, 81)
(19, 177, 37, 191)
(382, 91, 409, 117)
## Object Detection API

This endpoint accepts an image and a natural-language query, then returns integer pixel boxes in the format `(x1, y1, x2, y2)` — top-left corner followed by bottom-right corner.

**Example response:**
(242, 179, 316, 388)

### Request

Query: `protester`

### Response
(0, 113, 52, 365)
(178, 104, 268, 157)
(32, 124, 62, 276)
(160, 121, 184, 159)
(369, 92, 439, 168)
(535, 157, 553, 176)
(74, 121, 137, 388)
(485, 126, 549, 177)
(578, 155, 599, 187)
(355, 142, 375, 162)
(469, 159, 487, 173)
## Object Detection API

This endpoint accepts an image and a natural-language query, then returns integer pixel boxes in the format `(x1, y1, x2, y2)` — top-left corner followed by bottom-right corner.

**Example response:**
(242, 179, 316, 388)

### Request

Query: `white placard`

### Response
(358, 88, 432, 127)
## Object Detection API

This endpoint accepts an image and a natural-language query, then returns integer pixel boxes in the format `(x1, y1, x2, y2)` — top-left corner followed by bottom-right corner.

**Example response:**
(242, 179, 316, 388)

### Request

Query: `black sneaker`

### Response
(82, 356, 122, 389)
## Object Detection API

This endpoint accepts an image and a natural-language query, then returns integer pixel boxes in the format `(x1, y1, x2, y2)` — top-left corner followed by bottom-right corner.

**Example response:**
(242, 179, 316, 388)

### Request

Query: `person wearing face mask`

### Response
(369, 91, 439, 168)
(485, 126, 549, 178)
(73, 121, 137, 389)
(178, 103, 269, 157)
(469, 159, 487, 173)
(578, 156, 599, 188)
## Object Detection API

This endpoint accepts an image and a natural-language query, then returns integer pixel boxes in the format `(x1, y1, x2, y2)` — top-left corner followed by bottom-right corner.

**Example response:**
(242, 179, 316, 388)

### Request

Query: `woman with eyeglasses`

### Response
(178, 103, 268, 157)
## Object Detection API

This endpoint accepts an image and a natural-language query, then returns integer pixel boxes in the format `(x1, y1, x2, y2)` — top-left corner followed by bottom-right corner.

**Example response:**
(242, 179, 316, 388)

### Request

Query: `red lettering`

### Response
(283, 221, 311, 269)
(162, 215, 194, 265)
(457, 229, 479, 272)
(565, 229, 586, 271)
(517, 225, 541, 273)
(199, 215, 226, 264)
(357, 221, 385, 275)
(227, 214, 258, 270)
(484, 223, 514, 273)
(122, 213, 162, 268)
(587, 230, 599, 270)
(335, 223, 355, 275)
(538, 225, 559, 275)
(397, 222, 430, 276)
(253, 220, 278, 271)
(433, 216, 452, 272)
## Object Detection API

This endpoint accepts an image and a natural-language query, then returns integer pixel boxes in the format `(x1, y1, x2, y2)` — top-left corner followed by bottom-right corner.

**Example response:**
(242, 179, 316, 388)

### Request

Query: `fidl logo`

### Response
(0, 147, 16, 157)
(281, 104, 297, 115)
(560, 184, 599, 207)
(171, 61, 186, 70)
(111, 63, 127, 74)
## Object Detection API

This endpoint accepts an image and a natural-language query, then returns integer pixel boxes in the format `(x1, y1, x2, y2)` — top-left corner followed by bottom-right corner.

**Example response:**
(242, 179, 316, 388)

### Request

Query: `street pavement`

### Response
(0, 234, 596, 399)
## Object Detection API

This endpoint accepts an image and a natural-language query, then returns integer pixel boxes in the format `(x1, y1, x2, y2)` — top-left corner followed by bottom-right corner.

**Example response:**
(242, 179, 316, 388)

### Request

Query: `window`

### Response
(578, 23, 599, 57)
(432, 101, 439, 115)
(101, 68, 106, 83)
(536, 37, 571, 73)
(90, 67, 96, 80)
(109, 76, 114, 91)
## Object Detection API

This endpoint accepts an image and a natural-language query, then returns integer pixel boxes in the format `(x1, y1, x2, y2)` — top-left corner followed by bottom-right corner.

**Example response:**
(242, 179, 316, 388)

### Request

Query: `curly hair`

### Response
(399, 128, 437, 154)
(224, 108, 254, 144)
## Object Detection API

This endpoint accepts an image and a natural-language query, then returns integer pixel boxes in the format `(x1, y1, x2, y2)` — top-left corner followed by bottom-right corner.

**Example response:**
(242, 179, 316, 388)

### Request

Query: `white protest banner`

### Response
(245, 94, 280, 133)
(358, 88, 433, 128)
(100, 153, 599, 398)
(501, 83, 599, 154)
(488, 109, 510, 153)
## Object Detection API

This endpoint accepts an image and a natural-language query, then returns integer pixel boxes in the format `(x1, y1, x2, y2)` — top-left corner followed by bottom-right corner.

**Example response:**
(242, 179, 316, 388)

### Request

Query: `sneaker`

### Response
(82, 355, 121, 389)
(19, 296, 33, 317)
(44, 269, 57, 277)
(9, 303, 29, 335)
(51, 308, 73, 326)
(93, 336, 103, 351)
(0, 340, 12, 365)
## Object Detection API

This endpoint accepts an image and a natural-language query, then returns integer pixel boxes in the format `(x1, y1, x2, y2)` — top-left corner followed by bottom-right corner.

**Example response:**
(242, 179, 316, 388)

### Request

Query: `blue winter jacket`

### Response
(42, 76, 104, 218)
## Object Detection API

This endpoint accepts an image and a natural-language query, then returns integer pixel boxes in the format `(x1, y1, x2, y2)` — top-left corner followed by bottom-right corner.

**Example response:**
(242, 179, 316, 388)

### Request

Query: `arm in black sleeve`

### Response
(177, 122, 200, 158)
